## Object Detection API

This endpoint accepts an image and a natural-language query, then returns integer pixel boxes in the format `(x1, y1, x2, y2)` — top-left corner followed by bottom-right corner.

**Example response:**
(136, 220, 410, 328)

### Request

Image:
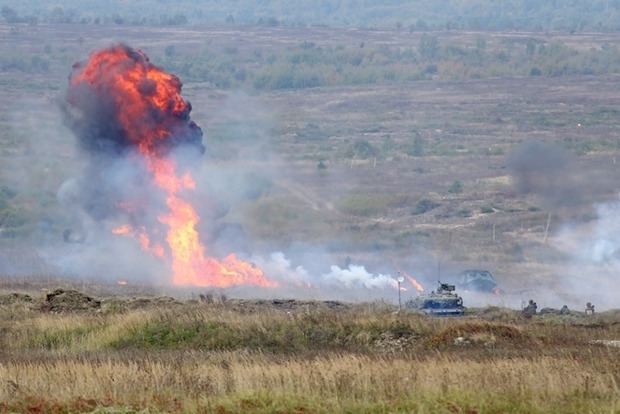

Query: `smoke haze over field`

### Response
(2, 39, 620, 309)
(37, 43, 411, 301)
(503, 140, 620, 310)
(550, 196, 620, 310)
(506, 140, 600, 209)
(2, 92, 618, 308)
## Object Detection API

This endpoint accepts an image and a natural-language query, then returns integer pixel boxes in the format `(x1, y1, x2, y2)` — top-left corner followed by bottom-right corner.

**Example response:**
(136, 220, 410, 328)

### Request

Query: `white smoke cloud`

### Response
(248, 251, 399, 299)
(573, 198, 620, 264)
(322, 264, 396, 290)
(250, 251, 310, 284)
(549, 194, 620, 311)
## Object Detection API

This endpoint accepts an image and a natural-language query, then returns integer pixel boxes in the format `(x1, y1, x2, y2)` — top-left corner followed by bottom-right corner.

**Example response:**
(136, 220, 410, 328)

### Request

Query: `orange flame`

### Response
(403, 273, 424, 292)
(112, 224, 132, 235)
(71, 44, 276, 288)
(112, 224, 165, 258)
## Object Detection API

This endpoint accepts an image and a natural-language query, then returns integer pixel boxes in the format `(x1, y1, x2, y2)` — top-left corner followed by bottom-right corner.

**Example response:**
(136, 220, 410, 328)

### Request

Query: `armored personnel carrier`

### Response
(405, 282, 465, 316)
(457, 269, 500, 293)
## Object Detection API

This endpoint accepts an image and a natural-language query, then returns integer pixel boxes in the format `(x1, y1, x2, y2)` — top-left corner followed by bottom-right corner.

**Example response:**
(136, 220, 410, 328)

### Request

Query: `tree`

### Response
(1, 6, 19, 23)
(412, 132, 424, 157)
(164, 45, 176, 57)
(47, 7, 70, 23)
(350, 138, 378, 159)
(419, 34, 439, 61)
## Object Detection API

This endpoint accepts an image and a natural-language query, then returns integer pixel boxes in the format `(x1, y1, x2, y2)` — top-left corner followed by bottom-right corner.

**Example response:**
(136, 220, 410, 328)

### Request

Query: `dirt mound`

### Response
(426, 321, 530, 349)
(42, 289, 101, 313)
(227, 298, 350, 313)
(125, 296, 182, 309)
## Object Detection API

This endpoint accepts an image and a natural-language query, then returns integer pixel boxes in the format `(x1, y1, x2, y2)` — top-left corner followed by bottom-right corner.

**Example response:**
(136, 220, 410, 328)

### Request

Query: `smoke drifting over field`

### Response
(506, 140, 598, 209)
(3, 43, 619, 310)
(505, 140, 620, 311)
(551, 196, 620, 310)
(42, 43, 407, 301)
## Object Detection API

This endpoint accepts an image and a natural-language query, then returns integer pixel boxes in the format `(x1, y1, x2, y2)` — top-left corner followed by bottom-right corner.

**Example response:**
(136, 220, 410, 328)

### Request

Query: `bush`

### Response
(413, 199, 440, 215)
(346, 139, 378, 159)
(448, 180, 463, 194)
(337, 194, 387, 217)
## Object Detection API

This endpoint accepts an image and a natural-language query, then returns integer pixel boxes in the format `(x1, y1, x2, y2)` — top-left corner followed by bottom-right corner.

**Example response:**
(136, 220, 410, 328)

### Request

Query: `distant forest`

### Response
(3, 0, 620, 32)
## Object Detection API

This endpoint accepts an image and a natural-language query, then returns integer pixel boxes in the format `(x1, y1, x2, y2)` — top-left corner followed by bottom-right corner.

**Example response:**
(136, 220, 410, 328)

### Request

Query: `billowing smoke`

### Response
(60, 43, 204, 225)
(322, 264, 396, 289)
(504, 140, 620, 310)
(251, 251, 397, 289)
(51, 43, 403, 297)
(550, 196, 620, 311)
(579, 199, 620, 263)
(505, 139, 615, 210)
(506, 140, 576, 208)
(64, 44, 203, 156)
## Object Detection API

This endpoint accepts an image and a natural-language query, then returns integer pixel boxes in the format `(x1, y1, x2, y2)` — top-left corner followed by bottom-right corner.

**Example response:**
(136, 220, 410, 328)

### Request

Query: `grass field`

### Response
(0, 281, 619, 413)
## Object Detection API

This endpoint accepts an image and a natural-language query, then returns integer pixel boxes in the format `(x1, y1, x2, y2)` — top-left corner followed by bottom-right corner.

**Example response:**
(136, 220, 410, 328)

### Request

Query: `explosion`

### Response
(62, 43, 276, 288)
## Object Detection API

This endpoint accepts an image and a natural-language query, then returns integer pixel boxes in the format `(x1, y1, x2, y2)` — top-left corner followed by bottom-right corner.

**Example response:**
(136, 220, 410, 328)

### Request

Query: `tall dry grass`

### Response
(0, 294, 619, 412)
(0, 351, 618, 413)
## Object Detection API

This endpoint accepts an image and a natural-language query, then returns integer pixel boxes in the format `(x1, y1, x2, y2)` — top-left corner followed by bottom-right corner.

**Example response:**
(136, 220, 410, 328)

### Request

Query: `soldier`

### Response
(522, 299, 537, 316)
(585, 302, 595, 316)
(560, 305, 570, 315)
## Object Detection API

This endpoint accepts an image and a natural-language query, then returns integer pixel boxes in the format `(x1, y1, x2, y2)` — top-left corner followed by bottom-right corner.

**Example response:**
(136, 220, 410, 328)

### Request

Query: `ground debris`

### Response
(588, 339, 620, 348)
(41, 289, 101, 313)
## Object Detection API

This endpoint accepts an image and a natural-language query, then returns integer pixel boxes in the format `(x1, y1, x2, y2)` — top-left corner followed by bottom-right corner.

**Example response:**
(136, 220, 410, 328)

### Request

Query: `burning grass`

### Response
(0, 284, 619, 413)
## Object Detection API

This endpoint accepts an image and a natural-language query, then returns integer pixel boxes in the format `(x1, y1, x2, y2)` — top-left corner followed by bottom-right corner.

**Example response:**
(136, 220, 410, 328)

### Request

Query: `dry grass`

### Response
(1, 352, 618, 413)
(0, 288, 619, 413)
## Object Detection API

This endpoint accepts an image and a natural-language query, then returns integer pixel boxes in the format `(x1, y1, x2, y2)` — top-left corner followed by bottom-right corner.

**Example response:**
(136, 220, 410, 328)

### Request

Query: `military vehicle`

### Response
(405, 282, 465, 316)
(456, 269, 500, 293)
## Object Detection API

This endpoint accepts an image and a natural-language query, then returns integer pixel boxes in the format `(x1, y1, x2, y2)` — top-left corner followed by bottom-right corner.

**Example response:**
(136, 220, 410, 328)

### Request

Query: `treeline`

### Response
(158, 36, 620, 90)
(1, 5, 189, 26)
(4, 0, 620, 31)
(2, 31, 620, 90)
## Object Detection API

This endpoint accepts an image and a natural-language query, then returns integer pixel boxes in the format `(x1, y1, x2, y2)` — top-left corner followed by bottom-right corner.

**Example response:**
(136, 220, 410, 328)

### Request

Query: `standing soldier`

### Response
(522, 299, 537, 317)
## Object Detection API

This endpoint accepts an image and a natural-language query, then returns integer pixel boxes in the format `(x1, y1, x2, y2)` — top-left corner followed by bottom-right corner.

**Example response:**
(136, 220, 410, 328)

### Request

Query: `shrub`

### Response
(337, 194, 386, 217)
(448, 180, 463, 194)
(413, 199, 440, 215)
